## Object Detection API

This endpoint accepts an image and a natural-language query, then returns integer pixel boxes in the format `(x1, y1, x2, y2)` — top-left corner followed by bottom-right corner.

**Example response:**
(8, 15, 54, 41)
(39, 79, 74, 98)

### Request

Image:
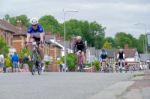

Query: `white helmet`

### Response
(31, 18, 38, 25)
(119, 48, 123, 52)
(76, 36, 82, 40)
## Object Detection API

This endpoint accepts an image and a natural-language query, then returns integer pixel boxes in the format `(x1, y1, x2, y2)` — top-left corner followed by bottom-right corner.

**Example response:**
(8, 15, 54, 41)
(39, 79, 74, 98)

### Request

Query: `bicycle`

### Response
(77, 51, 84, 72)
(101, 60, 109, 73)
(118, 59, 124, 73)
(26, 41, 42, 75)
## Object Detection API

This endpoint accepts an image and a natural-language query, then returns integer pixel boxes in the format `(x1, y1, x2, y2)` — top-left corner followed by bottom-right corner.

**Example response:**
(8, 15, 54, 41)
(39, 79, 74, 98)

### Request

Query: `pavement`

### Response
(120, 70, 150, 99)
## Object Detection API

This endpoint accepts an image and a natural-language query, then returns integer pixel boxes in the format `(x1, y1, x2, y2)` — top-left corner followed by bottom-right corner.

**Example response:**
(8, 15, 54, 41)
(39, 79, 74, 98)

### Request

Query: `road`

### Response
(0, 72, 133, 99)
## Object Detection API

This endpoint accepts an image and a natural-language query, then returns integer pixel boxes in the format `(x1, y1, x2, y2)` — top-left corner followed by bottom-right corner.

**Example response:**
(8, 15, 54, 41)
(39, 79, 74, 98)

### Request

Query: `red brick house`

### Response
(0, 19, 26, 52)
(0, 19, 15, 47)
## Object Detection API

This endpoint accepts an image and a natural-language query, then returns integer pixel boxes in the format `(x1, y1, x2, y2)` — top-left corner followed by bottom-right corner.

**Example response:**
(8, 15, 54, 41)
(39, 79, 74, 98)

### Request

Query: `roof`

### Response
(45, 34, 72, 49)
(105, 49, 115, 58)
(123, 49, 137, 58)
(0, 19, 26, 35)
(115, 48, 137, 58)
(139, 54, 150, 61)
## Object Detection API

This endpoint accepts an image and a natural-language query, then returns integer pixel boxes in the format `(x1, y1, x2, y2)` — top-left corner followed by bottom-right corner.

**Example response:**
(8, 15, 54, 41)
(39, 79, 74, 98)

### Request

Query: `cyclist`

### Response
(117, 49, 125, 69)
(100, 49, 107, 62)
(73, 36, 86, 65)
(99, 49, 108, 71)
(26, 18, 45, 59)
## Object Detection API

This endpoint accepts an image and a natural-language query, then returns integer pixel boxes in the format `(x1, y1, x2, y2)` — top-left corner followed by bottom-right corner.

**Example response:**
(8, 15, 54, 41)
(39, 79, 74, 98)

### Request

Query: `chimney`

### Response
(124, 44, 129, 49)
(16, 20, 22, 27)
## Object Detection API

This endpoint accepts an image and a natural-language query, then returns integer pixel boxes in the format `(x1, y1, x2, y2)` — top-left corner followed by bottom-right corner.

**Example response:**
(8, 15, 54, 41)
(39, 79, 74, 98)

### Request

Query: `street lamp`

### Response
(135, 23, 147, 54)
(63, 9, 78, 69)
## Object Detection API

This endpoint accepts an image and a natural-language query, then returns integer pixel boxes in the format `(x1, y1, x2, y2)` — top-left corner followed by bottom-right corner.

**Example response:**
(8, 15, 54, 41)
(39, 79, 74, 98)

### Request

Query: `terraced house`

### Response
(0, 19, 26, 52)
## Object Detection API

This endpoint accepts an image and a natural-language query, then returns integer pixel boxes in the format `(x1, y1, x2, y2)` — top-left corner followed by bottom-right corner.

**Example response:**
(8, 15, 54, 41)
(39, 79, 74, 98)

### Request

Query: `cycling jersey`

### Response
(101, 50, 107, 58)
(117, 52, 125, 60)
(27, 24, 44, 33)
(73, 40, 86, 53)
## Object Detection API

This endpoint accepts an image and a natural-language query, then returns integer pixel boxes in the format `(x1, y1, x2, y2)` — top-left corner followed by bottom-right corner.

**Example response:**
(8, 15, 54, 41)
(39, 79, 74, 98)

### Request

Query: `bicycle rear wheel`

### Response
(38, 65, 41, 75)
(32, 65, 36, 75)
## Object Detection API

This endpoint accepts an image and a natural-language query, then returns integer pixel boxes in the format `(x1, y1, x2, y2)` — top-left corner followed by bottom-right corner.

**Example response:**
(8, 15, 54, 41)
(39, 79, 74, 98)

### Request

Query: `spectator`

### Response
(23, 54, 29, 64)
(11, 52, 19, 72)
(0, 54, 5, 73)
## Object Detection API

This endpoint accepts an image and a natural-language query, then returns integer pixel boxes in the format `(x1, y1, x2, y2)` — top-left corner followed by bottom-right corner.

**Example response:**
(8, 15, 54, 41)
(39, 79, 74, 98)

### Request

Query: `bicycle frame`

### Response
(77, 51, 84, 72)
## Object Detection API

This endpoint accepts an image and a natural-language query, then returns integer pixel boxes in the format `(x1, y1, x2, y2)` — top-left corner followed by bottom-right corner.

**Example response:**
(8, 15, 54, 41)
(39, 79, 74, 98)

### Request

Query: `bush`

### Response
(5, 56, 12, 68)
(61, 53, 77, 71)
(92, 60, 100, 71)
(19, 48, 31, 59)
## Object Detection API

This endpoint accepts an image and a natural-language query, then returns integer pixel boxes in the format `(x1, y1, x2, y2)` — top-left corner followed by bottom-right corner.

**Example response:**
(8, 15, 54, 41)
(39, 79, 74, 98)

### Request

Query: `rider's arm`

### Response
(26, 33, 31, 43)
(83, 41, 86, 53)
(38, 25, 45, 43)
(73, 43, 76, 53)
(40, 32, 45, 43)
(26, 26, 32, 43)
(117, 53, 119, 59)
(123, 53, 125, 59)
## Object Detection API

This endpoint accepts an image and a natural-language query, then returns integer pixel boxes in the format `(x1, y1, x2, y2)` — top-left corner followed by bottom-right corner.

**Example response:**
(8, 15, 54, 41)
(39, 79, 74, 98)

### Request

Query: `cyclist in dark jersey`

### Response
(73, 36, 86, 64)
(117, 49, 125, 67)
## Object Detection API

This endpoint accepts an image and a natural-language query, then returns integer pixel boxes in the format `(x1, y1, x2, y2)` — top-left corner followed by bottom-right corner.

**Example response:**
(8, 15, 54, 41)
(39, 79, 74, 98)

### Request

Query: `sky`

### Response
(0, 0, 150, 38)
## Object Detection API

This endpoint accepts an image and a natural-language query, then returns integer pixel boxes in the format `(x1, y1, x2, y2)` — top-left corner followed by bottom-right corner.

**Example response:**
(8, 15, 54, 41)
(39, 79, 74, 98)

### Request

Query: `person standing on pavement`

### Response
(11, 52, 19, 72)
(0, 54, 5, 73)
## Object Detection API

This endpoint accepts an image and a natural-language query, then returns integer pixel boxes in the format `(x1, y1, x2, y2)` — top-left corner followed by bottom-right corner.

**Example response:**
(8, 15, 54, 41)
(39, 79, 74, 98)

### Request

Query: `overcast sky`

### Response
(0, 0, 150, 38)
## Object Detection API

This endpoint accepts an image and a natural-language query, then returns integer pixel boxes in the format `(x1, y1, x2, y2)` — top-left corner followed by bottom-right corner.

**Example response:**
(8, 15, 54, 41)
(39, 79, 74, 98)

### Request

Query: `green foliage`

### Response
(115, 32, 134, 48)
(39, 15, 60, 33)
(3, 14, 146, 53)
(137, 34, 145, 53)
(92, 60, 100, 71)
(103, 37, 116, 48)
(5, 56, 12, 68)
(60, 19, 105, 48)
(0, 37, 9, 56)
(4, 14, 30, 27)
(61, 53, 77, 71)
(18, 48, 31, 59)
(103, 41, 112, 49)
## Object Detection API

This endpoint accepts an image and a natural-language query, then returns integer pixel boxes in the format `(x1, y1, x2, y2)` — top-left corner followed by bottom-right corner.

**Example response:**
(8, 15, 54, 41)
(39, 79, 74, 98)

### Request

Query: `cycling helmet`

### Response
(119, 48, 123, 52)
(31, 18, 38, 25)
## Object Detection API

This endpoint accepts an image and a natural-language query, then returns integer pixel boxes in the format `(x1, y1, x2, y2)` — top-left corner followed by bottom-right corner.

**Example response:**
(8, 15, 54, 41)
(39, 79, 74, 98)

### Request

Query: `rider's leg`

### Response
(76, 51, 80, 64)
(81, 52, 85, 64)
(34, 37, 44, 60)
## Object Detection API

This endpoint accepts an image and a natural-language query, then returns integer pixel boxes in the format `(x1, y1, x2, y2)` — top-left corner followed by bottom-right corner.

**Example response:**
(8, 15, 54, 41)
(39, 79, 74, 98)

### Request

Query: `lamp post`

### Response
(135, 23, 147, 54)
(63, 9, 78, 69)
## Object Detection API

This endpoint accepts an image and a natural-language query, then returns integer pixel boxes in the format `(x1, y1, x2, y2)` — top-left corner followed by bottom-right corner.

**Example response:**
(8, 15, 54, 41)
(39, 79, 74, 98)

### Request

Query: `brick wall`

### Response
(12, 35, 26, 52)
(0, 29, 13, 47)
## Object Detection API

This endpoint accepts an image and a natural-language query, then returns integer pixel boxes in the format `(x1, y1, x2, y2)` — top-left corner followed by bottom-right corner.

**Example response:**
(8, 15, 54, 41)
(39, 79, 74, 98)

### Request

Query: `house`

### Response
(45, 34, 73, 62)
(0, 19, 15, 47)
(0, 19, 27, 52)
(86, 47, 97, 63)
(117, 45, 140, 65)
(12, 20, 27, 52)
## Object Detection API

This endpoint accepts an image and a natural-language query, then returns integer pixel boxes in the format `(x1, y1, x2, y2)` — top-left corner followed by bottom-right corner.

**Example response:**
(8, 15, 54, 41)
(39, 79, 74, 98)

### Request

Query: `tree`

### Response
(89, 21, 105, 48)
(61, 19, 105, 48)
(4, 14, 10, 21)
(103, 41, 112, 49)
(137, 34, 145, 53)
(5, 14, 30, 27)
(39, 15, 60, 33)
(103, 37, 115, 48)
(0, 37, 9, 56)
(61, 19, 82, 40)
(115, 32, 133, 48)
